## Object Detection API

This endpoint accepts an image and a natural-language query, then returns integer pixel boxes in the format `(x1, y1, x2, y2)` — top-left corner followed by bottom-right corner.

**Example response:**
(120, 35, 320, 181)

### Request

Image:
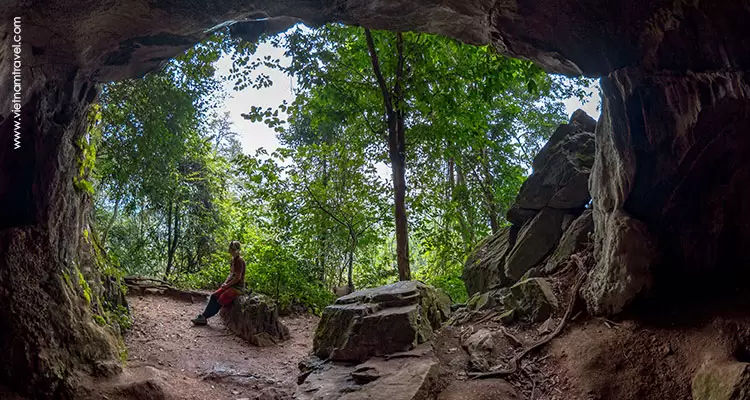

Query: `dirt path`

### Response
(122, 294, 318, 400)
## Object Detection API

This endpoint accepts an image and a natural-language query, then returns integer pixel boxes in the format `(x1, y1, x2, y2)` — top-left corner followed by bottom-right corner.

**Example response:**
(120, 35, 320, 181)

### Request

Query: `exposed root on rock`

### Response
(469, 254, 589, 380)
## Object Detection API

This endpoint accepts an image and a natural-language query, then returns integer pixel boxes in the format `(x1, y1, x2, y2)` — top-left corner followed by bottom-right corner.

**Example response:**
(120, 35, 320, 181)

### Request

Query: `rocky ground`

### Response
(82, 294, 318, 400)
(65, 110, 750, 400)
(68, 275, 750, 400)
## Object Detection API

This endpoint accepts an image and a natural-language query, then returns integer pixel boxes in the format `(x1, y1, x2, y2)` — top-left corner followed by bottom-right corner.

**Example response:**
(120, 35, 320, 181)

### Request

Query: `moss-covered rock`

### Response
(313, 281, 451, 362)
(692, 360, 750, 400)
(505, 278, 558, 322)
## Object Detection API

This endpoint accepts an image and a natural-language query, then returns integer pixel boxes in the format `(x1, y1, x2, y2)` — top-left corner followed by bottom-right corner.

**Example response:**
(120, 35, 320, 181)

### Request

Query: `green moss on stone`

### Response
(93, 315, 107, 326)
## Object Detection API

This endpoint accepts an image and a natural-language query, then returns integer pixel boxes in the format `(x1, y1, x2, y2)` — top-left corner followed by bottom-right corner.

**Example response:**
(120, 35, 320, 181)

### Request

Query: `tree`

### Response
(262, 24, 584, 284)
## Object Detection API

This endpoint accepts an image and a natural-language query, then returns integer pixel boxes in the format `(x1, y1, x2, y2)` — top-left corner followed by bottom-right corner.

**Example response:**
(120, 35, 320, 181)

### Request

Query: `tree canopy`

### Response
(87, 23, 591, 311)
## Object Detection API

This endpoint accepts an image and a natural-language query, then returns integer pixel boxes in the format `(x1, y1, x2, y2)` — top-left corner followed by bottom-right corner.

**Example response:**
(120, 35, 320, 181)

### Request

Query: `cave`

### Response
(4, 0, 750, 397)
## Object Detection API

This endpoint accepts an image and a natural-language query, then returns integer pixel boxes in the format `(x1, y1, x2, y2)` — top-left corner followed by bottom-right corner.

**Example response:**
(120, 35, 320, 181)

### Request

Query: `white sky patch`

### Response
(215, 43, 291, 156)
(217, 41, 603, 161)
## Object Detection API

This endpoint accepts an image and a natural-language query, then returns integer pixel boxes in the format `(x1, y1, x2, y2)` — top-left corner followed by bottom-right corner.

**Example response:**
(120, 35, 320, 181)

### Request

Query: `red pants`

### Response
(214, 286, 242, 307)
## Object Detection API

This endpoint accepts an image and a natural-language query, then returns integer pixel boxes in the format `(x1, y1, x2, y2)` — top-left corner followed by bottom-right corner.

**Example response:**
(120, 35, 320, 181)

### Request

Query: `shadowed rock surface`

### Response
(220, 294, 290, 347)
(313, 281, 450, 362)
(296, 345, 440, 400)
(463, 227, 513, 296)
(464, 112, 596, 294)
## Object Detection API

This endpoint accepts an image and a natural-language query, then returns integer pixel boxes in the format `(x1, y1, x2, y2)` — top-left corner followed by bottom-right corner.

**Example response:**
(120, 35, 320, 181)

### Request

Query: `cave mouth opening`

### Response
(630, 99, 750, 323)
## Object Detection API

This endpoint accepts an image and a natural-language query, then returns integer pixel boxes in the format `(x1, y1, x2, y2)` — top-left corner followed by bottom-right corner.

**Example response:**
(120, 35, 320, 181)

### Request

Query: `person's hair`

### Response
(229, 241, 241, 252)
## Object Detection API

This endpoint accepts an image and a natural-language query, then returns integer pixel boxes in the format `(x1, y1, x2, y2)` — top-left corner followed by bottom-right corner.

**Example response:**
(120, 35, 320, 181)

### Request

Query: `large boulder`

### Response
(692, 360, 750, 400)
(512, 116, 596, 213)
(313, 281, 450, 362)
(582, 209, 656, 315)
(504, 278, 558, 322)
(463, 227, 513, 295)
(220, 294, 290, 346)
(462, 111, 597, 301)
(542, 209, 594, 274)
(504, 207, 567, 281)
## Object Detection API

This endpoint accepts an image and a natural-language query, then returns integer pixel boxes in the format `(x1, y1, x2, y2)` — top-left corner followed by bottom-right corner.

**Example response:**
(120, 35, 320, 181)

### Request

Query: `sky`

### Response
(215, 40, 602, 156)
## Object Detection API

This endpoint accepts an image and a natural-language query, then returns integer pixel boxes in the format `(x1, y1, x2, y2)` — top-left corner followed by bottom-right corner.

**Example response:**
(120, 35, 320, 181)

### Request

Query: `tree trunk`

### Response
(453, 161, 474, 247)
(481, 148, 500, 234)
(166, 202, 179, 278)
(365, 28, 411, 281)
(390, 133, 411, 280)
(101, 188, 122, 246)
(347, 234, 356, 291)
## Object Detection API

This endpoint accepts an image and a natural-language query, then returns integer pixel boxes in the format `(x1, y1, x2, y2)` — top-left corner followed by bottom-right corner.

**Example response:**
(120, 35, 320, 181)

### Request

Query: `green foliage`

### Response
(106, 305, 133, 332)
(89, 23, 593, 314)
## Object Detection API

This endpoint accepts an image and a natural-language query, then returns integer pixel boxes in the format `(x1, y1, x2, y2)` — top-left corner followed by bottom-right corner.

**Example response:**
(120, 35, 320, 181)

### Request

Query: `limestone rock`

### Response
(465, 288, 507, 312)
(543, 210, 594, 274)
(504, 208, 567, 281)
(692, 360, 750, 400)
(583, 209, 656, 315)
(570, 109, 598, 133)
(296, 347, 440, 400)
(463, 227, 513, 295)
(313, 281, 450, 362)
(220, 294, 290, 346)
(462, 328, 495, 371)
(505, 278, 558, 322)
(438, 379, 521, 400)
(506, 205, 539, 227)
(512, 117, 595, 212)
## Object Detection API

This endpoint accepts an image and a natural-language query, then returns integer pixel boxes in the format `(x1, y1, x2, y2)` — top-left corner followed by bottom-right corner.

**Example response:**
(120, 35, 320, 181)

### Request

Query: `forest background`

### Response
(85, 23, 598, 314)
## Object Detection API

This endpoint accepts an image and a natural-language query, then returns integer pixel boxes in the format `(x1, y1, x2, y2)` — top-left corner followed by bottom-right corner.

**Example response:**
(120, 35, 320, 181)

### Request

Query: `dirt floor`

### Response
(119, 294, 318, 400)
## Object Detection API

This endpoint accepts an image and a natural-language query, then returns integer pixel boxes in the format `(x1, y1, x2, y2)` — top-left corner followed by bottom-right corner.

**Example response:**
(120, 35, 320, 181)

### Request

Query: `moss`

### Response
(119, 347, 129, 364)
(93, 315, 107, 326)
(62, 272, 73, 289)
(78, 271, 92, 306)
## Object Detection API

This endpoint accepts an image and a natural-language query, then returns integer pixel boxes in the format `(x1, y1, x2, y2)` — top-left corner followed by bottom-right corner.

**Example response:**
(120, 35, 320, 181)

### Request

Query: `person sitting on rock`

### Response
(191, 241, 246, 325)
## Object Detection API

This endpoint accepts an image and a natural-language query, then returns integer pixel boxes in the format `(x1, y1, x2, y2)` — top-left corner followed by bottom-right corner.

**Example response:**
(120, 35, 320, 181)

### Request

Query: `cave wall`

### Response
(3, 0, 750, 396)
(585, 70, 750, 314)
(0, 61, 121, 397)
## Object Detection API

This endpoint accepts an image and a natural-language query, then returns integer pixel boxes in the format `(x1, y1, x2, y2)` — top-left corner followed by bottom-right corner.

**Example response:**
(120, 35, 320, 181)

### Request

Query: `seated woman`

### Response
(191, 241, 246, 325)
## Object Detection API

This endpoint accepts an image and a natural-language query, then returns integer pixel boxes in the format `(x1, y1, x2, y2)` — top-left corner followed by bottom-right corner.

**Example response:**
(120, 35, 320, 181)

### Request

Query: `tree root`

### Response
(125, 276, 208, 303)
(469, 255, 589, 380)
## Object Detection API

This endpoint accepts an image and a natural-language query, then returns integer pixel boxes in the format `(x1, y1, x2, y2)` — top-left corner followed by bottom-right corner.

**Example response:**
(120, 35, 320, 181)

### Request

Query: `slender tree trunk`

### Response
(347, 234, 356, 291)
(337, 260, 344, 287)
(481, 148, 500, 234)
(455, 163, 475, 246)
(365, 28, 411, 281)
(166, 202, 179, 278)
(317, 158, 329, 282)
(165, 200, 173, 273)
(102, 189, 122, 246)
(390, 136, 410, 280)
